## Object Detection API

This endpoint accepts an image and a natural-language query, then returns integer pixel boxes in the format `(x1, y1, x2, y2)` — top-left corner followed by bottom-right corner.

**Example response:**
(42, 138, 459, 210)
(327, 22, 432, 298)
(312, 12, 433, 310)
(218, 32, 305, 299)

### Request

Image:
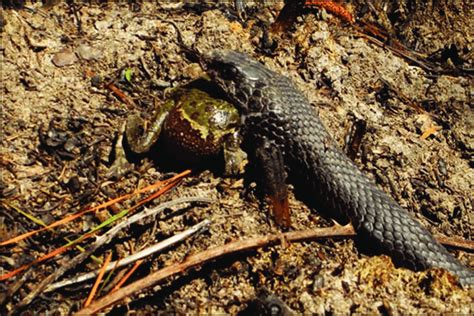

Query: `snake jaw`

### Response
(204, 50, 272, 116)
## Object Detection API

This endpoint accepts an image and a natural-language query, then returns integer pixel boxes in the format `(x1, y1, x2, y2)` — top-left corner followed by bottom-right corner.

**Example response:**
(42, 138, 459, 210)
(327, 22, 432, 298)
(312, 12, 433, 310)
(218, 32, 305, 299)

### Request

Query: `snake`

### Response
(199, 50, 473, 286)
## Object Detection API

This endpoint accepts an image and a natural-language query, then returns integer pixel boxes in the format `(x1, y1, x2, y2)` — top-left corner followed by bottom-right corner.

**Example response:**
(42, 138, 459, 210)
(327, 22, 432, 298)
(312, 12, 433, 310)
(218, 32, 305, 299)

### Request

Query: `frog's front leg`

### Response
(125, 105, 170, 154)
(223, 130, 247, 176)
(108, 122, 134, 179)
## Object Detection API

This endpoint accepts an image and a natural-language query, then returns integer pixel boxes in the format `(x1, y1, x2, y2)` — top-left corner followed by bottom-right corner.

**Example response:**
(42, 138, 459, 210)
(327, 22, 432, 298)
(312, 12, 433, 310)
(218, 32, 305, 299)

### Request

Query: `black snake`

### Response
(201, 50, 473, 286)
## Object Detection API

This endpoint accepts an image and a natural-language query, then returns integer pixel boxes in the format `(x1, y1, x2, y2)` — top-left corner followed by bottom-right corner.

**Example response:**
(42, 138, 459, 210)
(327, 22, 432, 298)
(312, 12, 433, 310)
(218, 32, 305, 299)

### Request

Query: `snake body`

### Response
(202, 50, 473, 285)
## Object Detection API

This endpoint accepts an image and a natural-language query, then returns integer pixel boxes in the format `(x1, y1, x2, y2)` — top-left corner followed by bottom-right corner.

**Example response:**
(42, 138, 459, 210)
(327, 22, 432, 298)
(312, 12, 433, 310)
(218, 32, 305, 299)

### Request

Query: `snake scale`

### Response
(200, 50, 473, 286)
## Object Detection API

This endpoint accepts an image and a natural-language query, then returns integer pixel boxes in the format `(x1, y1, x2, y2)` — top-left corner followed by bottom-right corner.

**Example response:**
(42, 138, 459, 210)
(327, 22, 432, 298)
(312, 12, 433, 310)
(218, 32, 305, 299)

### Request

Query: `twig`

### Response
(0, 176, 166, 246)
(0, 269, 34, 307)
(14, 197, 212, 310)
(1, 171, 190, 282)
(105, 82, 136, 107)
(356, 32, 473, 77)
(76, 224, 355, 314)
(304, 0, 354, 24)
(76, 222, 473, 314)
(435, 235, 474, 252)
(67, 0, 83, 35)
(45, 219, 211, 292)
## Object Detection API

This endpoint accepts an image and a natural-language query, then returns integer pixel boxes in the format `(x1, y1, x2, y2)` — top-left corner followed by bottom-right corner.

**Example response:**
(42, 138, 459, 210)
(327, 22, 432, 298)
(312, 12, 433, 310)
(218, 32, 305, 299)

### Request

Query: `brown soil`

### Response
(1, 1, 473, 314)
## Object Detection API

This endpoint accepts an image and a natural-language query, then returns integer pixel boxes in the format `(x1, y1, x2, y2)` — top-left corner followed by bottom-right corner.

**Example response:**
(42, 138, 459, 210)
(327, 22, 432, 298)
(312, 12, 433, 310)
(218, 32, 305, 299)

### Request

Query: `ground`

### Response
(1, 1, 473, 314)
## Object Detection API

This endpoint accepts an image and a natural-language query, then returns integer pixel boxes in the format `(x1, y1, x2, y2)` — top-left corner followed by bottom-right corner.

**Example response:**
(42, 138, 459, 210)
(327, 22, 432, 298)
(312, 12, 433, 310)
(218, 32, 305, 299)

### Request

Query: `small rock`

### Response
(312, 274, 325, 292)
(76, 44, 102, 61)
(52, 48, 77, 67)
(94, 20, 111, 31)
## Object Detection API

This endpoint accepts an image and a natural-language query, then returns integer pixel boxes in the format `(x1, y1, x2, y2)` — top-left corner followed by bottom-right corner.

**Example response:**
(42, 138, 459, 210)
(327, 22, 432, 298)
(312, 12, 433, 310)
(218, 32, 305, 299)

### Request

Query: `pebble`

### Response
(76, 44, 102, 61)
(52, 48, 78, 67)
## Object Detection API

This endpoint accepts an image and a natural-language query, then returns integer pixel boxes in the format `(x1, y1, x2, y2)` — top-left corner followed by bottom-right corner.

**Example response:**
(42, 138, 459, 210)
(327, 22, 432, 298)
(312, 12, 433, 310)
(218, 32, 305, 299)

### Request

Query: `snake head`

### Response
(202, 50, 273, 115)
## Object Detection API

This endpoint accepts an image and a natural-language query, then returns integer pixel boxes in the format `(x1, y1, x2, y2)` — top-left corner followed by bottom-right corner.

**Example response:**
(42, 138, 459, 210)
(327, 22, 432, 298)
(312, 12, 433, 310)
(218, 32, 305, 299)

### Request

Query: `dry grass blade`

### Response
(0, 177, 168, 246)
(14, 196, 212, 310)
(1, 170, 191, 282)
(45, 219, 212, 292)
(0, 232, 95, 281)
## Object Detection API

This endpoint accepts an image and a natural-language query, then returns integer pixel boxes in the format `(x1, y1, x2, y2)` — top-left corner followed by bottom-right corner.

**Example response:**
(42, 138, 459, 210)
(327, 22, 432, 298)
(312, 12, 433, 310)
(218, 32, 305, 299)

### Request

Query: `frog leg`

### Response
(125, 107, 169, 154)
(108, 122, 134, 179)
(253, 137, 291, 228)
(223, 131, 247, 176)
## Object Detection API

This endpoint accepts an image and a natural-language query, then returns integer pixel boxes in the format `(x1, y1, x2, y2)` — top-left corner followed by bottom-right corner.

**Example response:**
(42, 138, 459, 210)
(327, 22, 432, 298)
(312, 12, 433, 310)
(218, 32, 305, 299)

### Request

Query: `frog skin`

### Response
(125, 82, 246, 176)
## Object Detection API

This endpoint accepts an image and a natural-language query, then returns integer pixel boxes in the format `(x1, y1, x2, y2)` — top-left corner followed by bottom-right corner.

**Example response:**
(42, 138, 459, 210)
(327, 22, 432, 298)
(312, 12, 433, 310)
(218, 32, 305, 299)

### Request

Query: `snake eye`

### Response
(220, 65, 238, 80)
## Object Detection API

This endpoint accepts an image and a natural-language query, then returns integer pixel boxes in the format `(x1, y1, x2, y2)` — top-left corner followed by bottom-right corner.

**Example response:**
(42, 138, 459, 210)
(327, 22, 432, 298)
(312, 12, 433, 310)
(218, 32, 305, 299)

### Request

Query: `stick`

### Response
(76, 224, 355, 314)
(14, 197, 212, 310)
(435, 235, 474, 252)
(45, 219, 211, 292)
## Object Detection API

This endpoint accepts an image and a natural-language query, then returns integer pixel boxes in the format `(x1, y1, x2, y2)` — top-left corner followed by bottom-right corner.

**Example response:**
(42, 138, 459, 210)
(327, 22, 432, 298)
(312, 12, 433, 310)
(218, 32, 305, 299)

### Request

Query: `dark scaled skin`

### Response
(202, 50, 473, 285)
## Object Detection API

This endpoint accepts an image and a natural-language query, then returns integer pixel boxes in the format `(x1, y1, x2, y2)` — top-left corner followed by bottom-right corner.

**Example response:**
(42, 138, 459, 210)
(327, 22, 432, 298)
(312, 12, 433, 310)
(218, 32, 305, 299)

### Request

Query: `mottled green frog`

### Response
(121, 80, 246, 175)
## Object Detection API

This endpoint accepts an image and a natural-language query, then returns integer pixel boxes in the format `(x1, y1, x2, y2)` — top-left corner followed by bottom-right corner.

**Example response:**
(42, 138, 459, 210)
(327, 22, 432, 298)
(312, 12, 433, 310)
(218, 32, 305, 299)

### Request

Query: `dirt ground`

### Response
(1, 1, 473, 314)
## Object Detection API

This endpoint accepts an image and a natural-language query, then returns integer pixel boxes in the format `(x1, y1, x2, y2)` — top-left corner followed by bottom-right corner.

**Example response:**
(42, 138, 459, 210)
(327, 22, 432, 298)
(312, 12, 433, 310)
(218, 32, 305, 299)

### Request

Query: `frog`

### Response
(111, 79, 246, 177)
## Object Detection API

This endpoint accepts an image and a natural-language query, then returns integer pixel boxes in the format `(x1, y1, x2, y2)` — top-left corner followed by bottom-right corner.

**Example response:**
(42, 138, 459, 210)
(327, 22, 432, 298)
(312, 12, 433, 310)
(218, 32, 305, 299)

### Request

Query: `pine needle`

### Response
(84, 252, 113, 307)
